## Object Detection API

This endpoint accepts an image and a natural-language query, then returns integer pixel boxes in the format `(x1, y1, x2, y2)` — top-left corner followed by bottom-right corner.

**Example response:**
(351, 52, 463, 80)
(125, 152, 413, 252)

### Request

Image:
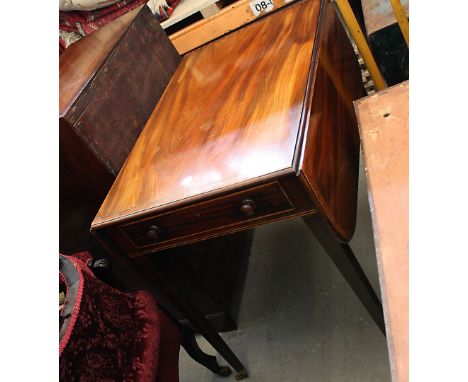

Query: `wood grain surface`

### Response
(93, 0, 321, 227)
(355, 81, 408, 382)
(298, 0, 364, 241)
(60, 5, 181, 251)
(121, 182, 293, 248)
(97, 175, 316, 256)
(61, 6, 181, 174)
(59, 6, 142, 117)
(168, 0, 302, 55)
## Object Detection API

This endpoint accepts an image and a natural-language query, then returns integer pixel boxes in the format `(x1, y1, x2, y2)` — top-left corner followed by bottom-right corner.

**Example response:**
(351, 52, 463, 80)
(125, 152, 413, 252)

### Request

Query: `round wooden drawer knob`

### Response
(146, 225, 161, 241)
(240, 199, 256, 217)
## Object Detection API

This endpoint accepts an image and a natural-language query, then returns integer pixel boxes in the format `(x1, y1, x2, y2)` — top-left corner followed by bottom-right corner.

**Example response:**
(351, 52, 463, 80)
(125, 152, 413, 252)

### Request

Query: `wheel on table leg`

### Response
(216, 366, 232, 377)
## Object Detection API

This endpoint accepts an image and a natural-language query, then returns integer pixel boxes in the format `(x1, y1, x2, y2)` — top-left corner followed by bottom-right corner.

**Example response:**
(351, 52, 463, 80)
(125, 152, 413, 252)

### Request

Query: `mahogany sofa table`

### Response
(92, 0, 385, 377)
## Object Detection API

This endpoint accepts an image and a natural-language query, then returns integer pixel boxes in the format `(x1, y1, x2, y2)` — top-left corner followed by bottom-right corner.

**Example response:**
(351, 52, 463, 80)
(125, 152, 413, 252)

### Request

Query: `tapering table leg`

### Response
(133, 256, 249, 380)
(303, 214, 386, 335)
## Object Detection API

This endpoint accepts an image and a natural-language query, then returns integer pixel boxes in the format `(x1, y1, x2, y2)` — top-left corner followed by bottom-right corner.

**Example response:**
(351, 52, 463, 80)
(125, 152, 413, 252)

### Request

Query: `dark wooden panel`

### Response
(65, 6, 181, 174)
(60, 118, 114, 252)
(149, 229, 255, 332)
(298, 0, 364, 242)
(60, 6, 181, 251)
(59, 6, 142, 117)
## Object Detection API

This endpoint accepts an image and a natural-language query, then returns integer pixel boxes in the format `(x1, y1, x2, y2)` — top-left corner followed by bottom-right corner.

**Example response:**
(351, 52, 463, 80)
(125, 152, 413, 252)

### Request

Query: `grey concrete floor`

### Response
(179, 161, 391, 382)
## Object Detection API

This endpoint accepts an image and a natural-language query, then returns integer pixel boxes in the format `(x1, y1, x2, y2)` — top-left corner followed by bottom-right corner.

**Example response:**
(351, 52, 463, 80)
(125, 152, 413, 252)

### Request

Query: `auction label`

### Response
(249, 0, 275, 17)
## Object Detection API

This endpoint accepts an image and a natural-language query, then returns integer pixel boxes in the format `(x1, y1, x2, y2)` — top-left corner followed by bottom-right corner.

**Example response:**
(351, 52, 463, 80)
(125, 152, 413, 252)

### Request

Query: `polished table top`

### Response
(93, 0, 322, 227)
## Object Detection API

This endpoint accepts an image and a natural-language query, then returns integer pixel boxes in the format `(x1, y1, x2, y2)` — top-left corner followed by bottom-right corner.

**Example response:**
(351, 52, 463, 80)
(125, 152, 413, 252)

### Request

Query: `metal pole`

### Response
(333, 0, 387, 91)
(389, 0, 409, 46)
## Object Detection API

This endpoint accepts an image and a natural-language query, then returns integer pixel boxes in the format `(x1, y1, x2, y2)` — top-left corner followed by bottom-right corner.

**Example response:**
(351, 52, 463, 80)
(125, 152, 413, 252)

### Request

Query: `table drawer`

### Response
(120, 182, 294, 249)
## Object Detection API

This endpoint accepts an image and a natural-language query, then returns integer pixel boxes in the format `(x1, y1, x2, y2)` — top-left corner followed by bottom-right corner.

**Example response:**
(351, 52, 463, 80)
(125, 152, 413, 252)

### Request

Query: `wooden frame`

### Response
(355, 81, 408, 382)
(165, 0, 299, 54)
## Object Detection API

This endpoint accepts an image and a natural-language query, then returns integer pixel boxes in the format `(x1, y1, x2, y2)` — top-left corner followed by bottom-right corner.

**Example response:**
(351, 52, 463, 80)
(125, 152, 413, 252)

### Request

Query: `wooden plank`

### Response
(354, 81, 409, 382)
(160, 0, 219, 28)
(362, 0, 409, 35)
(169, 0, 297, 55)
(200, 3, 221, 18)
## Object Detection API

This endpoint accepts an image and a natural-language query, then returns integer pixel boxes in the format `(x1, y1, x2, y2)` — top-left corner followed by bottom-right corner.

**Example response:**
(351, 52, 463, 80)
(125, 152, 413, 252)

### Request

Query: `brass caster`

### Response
(216, 366, 232, 377)
(235, 368, 248, 380)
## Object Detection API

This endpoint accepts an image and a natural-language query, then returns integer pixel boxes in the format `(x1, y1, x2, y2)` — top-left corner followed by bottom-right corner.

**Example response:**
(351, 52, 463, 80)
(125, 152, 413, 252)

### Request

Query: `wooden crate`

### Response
(159, 0, 299, 54)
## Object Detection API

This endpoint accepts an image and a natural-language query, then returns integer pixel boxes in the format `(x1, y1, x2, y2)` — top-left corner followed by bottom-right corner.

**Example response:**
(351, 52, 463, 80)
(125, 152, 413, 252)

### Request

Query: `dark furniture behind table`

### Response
(91, 0, 385, 377)
(59, 4, 247, 331)
(59, 5, 180, 253)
